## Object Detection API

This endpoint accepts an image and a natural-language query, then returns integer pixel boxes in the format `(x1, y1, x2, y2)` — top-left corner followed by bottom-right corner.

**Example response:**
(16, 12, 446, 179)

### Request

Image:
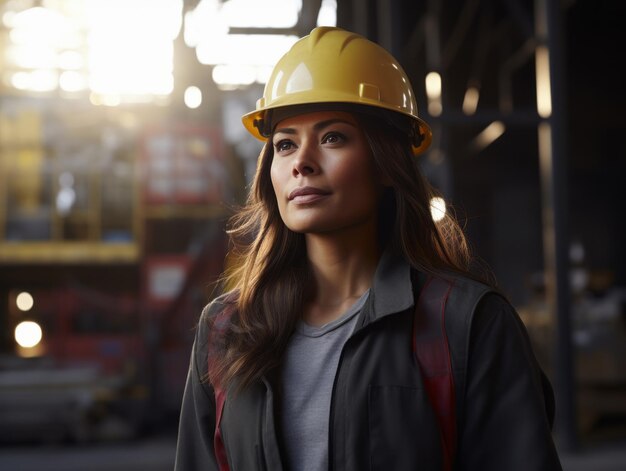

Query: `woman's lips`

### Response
(288, 186, 331, 204)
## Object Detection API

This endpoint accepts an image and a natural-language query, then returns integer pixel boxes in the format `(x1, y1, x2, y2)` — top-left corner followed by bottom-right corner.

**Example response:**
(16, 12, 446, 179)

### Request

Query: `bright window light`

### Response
(220, 0, 301, 28)
(87, 0, 181, 99)
(430, 197, 447, 222)
(15, 321, 43, 348)
(197, 34, 298, 67)
(317, 0, 337, 26)
(3, 0, 182, 101)
(212, 65, 257, 89)
(187, 0, 318, 87)
(16, 291, 34, 311)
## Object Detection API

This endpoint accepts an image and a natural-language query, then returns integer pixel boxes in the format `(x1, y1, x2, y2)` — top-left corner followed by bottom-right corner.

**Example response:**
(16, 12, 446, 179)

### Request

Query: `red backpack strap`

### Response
(208, 304, 234, 471)
(413, 275, 456, 471)
(214, 386, 229, 471)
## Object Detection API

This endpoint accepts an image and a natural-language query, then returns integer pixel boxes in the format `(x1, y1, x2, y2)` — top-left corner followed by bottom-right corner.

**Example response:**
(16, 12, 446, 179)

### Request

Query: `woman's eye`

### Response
(322, 132, 346, 145)
(274, 139, 294, 152)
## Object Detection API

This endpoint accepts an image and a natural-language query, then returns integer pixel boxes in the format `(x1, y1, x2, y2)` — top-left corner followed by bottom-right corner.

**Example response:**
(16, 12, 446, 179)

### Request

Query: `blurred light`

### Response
(197, 34, 297, 67)
(472, 121, 506, 151)
(535, 45, 552, 118)
(187, 0, 304, 88)
(317, 0, 337, 26)
(430, 197, 447, 222)
(10, 69, 58, 91)
(59, 71, 87, 92)
(212, 64, 257, 89)
(101, 94, 122, 107)
(3, 1, 182, 100)
(87, 0, 179, 99)
(9, 6, 81, 49)
(7, 44, 58, 69)
(10, 71, 30, 90)
(16, 291, 34, 311)
(538, 122, 552, 178)
(184, 86, 202, 109)
(15, 321, 43, 348)
(462, 86, 480, 115)
(425, 71, 442, 116)
(184, 0, 226, 48)
(220, 0, 301, 28)
(58, 50, 84, 69)
(56, 187, 76, 215)
(2, 10, 16, 27)
(30, 69, 59, 91)
(255, 65, 275, 84)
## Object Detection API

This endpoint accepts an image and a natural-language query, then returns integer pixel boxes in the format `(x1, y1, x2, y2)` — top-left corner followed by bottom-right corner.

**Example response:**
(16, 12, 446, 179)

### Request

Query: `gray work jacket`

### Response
(174, 250, 563, 470)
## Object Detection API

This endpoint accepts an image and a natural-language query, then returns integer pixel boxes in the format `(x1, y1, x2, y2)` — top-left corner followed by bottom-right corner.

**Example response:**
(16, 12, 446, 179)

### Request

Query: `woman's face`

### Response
(270, 110, 382, 235)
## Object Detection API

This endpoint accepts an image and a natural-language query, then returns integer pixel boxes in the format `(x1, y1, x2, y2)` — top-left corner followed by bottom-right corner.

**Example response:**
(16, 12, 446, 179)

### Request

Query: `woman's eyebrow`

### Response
(313, 118, 356, 131)
(273, 118, 356, 136)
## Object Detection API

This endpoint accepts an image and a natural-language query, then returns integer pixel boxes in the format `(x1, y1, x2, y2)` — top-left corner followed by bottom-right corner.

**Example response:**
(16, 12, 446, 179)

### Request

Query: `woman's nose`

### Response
(292, 146, 319, 177)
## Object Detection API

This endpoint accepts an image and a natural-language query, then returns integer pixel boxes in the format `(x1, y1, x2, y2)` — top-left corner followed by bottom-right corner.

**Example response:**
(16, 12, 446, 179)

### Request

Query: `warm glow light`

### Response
(472, 121, 506, 151)
(430, 197, 447, 222)
(15, 321, 43, 348)
(425, 72, 442, 98)
(16, 291, 34, 311)
(425, 71, 442, 116)
(184, 86, 202, 108)
(535, 45, 552, 118)
(463, 86, 480, 115)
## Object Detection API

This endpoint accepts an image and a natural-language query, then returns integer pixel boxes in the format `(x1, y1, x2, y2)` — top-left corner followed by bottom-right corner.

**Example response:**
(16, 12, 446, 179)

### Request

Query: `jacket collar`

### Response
(362, 248, 415, 324)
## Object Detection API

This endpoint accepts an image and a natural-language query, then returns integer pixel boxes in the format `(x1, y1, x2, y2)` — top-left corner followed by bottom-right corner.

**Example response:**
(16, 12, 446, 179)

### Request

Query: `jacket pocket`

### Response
(368, 385, 442, 471)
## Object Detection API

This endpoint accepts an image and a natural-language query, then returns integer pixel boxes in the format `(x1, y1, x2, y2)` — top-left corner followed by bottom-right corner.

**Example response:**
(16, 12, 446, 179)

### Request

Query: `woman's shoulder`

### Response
(195, 289, 240, 348)
(427, 271, 518, 342)
(199, 289, 239, 323)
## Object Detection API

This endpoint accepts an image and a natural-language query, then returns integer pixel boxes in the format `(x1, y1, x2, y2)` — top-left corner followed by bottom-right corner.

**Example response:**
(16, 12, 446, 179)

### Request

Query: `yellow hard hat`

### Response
(241, 26, 432, 155)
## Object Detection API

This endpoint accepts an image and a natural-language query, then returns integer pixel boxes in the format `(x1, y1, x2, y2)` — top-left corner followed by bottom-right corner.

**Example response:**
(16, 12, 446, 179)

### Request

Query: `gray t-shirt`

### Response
(280, 291, 369, 471)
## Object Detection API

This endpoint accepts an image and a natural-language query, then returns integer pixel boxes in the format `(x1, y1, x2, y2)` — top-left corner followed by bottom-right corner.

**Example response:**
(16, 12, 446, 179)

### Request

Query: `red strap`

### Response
(214, 386, 229, 471)
(413, 276, 456, 471)
(208, 306, 233, 471)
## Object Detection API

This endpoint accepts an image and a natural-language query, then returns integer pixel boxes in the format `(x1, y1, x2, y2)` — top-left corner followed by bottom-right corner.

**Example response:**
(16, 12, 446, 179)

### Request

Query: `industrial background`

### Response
(0, 0, 624, 470)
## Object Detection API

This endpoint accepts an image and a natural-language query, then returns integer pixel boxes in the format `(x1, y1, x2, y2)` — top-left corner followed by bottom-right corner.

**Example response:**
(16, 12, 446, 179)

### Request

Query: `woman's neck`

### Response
(303, 230, 380, 326)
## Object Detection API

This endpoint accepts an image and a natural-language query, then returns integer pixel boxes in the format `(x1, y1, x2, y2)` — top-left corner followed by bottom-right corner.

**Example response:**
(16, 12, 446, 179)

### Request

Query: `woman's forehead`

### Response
(273, 110, 358, 132)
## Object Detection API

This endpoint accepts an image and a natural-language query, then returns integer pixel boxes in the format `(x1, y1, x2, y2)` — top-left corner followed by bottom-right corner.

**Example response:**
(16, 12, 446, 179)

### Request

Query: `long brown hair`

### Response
(209, 109, 490, 391)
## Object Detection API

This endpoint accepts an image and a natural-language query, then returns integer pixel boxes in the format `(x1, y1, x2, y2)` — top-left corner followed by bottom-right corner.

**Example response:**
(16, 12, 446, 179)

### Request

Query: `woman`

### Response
(175, 26, 563, 470)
